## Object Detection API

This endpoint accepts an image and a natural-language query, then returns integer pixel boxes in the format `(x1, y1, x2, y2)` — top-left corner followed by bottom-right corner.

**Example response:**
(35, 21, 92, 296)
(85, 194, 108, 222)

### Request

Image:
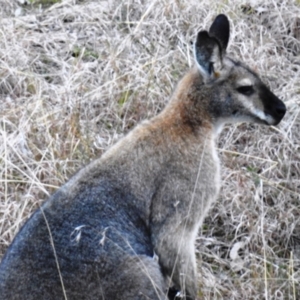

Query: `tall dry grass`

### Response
(0, 0, 300, 299)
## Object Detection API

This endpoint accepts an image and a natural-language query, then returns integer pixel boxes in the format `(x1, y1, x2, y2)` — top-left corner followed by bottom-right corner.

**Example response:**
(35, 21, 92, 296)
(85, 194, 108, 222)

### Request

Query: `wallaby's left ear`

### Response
(194, 14, 230, 81)
(209, 14, 230, 51)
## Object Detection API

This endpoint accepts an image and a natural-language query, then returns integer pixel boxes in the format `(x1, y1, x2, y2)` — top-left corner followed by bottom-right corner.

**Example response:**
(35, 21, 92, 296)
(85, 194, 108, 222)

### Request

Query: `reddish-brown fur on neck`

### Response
(151, 68, 213, 143)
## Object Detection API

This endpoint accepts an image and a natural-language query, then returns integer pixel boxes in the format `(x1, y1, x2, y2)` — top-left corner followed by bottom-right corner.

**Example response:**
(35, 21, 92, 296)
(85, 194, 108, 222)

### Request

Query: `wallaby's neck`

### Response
(155, 67, 214, 140)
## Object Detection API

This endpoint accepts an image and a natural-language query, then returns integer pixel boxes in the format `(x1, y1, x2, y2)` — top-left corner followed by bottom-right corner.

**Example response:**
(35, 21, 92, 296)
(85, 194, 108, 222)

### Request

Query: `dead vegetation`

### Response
(1, 0, 300, 299)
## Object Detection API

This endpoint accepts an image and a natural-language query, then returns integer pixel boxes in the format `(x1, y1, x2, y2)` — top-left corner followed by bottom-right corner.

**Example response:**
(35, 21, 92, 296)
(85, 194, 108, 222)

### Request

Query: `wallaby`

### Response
(0, 14, 286, 300)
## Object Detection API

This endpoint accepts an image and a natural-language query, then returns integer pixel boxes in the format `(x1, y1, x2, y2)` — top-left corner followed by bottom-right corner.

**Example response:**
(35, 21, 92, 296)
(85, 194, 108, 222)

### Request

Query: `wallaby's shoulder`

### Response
(62, 62, 222, 202)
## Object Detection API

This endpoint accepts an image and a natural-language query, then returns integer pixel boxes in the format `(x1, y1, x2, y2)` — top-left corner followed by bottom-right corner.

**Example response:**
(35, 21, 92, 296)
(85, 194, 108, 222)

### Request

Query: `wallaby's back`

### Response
(0, 14, 286, 300)
(0, 158, 169, 299)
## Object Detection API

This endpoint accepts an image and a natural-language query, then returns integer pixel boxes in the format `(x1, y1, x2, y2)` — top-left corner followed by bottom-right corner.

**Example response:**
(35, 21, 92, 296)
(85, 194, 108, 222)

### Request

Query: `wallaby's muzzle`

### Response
(260, 84, 286, 125)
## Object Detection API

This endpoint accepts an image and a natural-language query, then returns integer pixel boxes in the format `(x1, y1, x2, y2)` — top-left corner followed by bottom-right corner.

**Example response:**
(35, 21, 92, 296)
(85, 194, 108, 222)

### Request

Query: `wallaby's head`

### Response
(194, 14, 286, 129)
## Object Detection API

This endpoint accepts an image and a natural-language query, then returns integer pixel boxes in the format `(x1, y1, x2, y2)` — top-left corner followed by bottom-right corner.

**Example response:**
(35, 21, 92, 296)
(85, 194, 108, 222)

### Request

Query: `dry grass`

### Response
(1, 0, 300, 299)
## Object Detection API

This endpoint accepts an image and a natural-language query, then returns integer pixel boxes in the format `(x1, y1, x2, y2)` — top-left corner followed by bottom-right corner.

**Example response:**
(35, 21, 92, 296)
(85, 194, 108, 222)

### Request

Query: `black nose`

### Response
(275, 102, 286, 118)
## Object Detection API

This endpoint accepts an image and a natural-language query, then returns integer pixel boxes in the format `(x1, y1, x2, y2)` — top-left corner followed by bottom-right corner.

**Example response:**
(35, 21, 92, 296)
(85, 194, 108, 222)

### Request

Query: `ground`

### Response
(0, 0, 300, 299)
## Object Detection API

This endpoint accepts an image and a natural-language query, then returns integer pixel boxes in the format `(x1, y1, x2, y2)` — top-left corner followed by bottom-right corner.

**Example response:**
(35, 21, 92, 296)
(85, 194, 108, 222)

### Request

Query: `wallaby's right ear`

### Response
(194, 14, 230, 81)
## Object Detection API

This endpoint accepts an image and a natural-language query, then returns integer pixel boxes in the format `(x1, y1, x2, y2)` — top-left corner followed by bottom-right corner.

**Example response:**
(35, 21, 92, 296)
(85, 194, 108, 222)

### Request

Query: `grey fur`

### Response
(0, 15, 286, 300)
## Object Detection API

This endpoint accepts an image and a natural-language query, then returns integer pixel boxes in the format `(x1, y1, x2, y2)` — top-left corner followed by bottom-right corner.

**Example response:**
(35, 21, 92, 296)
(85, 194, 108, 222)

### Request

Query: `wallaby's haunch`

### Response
(0, 14, 286, 300)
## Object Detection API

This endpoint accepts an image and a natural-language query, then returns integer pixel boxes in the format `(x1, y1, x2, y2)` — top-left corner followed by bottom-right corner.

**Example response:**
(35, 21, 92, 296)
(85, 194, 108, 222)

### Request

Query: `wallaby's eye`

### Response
(237, 85, 254, 96)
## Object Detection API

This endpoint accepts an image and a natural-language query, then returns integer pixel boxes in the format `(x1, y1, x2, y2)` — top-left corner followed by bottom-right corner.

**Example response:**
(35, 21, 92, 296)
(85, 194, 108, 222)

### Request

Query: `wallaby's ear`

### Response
(194, 14, 230, 80)
(209, 14, 230, 51)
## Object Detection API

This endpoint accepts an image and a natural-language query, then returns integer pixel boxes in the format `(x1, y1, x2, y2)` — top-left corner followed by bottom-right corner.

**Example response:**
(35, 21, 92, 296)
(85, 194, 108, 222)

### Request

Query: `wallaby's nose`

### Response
(276, 102, 286, 118)
(272, 100, 286, 125)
